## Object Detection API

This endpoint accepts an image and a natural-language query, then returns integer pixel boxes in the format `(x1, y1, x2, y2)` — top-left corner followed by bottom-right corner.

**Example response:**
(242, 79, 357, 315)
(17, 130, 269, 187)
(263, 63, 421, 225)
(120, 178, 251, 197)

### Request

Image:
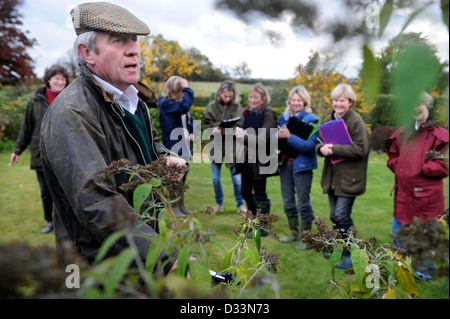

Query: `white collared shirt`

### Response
(92, 74, 139, 114)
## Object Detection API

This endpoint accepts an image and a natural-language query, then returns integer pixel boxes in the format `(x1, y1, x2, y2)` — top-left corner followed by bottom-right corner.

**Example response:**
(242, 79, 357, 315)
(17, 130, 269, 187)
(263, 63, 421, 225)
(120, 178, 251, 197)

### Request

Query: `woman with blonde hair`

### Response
(316, 83, 371, 268)
(202, 80, 246, 214)
(277, 85, 319, 249)
(159, 75, 195, 217)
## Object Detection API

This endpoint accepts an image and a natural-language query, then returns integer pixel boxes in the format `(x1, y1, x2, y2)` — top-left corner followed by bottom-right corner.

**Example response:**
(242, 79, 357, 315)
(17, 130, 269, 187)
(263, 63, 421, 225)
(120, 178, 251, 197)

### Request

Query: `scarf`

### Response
(45, 88, 62, 105)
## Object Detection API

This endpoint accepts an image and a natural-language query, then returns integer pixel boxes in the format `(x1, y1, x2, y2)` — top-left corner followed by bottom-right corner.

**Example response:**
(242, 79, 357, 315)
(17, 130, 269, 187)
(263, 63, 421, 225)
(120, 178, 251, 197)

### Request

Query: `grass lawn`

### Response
(0, 151, 448, 299)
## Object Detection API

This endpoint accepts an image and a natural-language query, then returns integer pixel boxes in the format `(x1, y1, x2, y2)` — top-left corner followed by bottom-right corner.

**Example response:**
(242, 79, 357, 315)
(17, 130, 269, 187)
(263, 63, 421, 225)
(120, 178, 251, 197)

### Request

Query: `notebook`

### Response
(219, 116, 241, 128)
(243, 109, 263, 132)
(318, 119, 353, 163)
(278, 117, 314, 158)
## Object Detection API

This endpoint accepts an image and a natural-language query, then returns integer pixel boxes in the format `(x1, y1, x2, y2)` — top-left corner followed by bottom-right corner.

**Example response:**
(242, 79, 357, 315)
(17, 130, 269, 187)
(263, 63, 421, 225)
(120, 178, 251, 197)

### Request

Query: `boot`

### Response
(280, 216, 299, 243)
(178, 192, 193, 215)
(169, 192, 186, 218)
(335, 247, 352, 269)
(245, 197, 257, 215)
(294, 220, 312, 250)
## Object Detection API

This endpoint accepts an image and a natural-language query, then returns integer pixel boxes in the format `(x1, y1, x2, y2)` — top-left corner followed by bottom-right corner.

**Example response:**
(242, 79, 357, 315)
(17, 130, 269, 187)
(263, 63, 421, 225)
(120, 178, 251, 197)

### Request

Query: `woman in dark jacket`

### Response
(316, 83, 371, 268)
(10, 64, 70, 234)
(202, 80, 245, 214)
(235, 83, 278, 237)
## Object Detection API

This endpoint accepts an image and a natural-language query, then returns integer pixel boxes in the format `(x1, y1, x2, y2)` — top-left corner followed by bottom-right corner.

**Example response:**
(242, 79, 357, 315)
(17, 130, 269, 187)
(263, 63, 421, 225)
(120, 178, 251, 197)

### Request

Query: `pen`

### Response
(317, 137, 324, 145)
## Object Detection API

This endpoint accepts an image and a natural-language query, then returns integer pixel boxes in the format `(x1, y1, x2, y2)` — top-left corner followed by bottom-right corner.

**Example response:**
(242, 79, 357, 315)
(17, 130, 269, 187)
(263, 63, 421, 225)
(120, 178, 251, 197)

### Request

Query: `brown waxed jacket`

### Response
(316, 109, 371, 197)
(40, 70, 175, 269)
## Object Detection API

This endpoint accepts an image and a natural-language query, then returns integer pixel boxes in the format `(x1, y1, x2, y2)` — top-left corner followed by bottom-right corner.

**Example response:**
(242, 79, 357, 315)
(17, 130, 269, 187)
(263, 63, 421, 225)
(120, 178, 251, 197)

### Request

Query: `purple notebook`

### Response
(319, 119, 352, 163)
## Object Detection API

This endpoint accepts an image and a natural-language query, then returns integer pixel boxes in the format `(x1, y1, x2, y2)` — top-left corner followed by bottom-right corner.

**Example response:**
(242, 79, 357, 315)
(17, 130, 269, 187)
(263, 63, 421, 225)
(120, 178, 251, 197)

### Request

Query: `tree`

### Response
(288, 51, 372, 121)
(232, 61, 252, 80)
(139, 34, 201, 93)
(377, 32, 448, 95)
(0, 0, 37, 84)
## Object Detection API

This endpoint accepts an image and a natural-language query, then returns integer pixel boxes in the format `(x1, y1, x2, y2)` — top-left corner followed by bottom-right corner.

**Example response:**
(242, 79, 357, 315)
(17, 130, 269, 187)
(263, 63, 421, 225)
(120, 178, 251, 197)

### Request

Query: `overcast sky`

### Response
(21, 0, 449, 80)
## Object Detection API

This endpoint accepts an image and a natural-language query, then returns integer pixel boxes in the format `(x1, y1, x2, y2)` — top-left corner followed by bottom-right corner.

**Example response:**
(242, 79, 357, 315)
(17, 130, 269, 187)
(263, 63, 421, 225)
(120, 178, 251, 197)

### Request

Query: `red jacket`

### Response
(387, 121, 449, 224)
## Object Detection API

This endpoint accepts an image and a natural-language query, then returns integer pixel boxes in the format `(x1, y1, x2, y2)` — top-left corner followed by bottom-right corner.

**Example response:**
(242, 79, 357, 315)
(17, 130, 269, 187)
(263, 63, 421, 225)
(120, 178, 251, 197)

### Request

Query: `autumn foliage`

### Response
(0, 0, 36, 84)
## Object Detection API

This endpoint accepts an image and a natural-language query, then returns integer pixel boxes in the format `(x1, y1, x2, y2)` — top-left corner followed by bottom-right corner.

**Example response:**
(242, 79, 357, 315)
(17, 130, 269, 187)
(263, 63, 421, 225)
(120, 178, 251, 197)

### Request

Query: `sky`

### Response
(20, 0, 449, 80)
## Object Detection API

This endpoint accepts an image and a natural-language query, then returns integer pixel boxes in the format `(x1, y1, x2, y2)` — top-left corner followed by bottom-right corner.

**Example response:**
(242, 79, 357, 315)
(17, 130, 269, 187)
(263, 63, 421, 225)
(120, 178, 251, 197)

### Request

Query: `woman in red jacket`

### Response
(387, 92, 448, 230)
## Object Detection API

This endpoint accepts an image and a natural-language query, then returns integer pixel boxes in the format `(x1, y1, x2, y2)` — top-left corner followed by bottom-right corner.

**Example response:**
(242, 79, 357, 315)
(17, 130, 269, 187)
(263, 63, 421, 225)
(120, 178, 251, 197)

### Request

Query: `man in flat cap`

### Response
(40, 2, 184, 273)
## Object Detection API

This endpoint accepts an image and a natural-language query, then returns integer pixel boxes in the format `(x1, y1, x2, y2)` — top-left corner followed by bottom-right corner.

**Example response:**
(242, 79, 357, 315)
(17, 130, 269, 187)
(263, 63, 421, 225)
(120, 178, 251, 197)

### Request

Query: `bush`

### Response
(371, 126, 396, 153)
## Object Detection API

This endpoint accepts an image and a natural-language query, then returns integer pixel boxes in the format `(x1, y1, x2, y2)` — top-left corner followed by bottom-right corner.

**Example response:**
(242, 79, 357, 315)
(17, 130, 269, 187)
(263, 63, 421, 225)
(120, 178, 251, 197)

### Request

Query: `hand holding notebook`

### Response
(318, 119, 352, 163)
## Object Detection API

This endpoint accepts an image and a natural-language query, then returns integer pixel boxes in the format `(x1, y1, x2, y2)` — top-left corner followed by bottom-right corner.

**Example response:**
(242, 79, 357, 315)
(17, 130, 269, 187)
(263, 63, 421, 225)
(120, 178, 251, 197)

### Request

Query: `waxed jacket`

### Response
(387, 119, 449, 224)
(278, 110, 319, 174)
(40, 71, 175, 270)
(14, 87, 49, 170)
(316, 109, 371, 197)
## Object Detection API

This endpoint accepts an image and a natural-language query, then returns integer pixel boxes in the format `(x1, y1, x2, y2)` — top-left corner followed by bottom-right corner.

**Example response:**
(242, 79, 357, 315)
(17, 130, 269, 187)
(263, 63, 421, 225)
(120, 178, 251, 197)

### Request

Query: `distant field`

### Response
(189, 81, 268, 97)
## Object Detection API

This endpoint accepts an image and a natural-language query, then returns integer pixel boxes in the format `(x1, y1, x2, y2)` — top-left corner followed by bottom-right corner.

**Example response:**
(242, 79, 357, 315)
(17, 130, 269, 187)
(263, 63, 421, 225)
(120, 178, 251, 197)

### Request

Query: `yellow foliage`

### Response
(139, 35, 201, 94)
(288, 64, 373, 122)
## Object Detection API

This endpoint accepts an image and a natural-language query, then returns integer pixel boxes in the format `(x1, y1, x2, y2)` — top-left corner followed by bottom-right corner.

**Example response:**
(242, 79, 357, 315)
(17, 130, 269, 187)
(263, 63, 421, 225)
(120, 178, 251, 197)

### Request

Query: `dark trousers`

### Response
(36, 170, 53, 222)
(328, 190, 355, 234)
(240, 163, 268, 202)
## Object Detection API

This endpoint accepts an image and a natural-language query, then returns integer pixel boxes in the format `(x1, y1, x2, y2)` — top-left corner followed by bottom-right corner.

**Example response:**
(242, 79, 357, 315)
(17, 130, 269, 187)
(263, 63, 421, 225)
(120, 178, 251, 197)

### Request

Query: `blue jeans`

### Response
(211, 162, 244, 207)
(279, 161, 314, 222)
(328, 191, 355, 233)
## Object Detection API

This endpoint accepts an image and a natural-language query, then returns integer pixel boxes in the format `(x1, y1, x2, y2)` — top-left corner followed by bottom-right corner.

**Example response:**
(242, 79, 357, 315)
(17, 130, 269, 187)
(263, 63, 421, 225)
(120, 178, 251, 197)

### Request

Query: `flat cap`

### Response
(70, 2, 150, 36)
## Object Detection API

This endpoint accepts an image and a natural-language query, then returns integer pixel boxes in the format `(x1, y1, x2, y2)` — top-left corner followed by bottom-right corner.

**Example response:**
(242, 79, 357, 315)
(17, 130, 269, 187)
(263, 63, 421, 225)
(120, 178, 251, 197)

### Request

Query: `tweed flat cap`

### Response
(70, 2, 150, 36)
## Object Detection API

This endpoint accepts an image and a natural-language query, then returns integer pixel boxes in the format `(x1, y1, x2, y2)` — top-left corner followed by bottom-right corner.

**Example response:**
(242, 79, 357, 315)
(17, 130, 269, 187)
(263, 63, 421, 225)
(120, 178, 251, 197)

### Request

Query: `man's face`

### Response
(89, 32, 141, 92)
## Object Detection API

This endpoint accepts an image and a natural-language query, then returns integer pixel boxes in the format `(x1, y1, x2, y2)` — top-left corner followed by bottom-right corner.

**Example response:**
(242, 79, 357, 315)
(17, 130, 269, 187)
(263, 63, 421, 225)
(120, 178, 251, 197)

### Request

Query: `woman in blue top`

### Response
(159, 76, 195, 217)
(276, 85, 319, 250)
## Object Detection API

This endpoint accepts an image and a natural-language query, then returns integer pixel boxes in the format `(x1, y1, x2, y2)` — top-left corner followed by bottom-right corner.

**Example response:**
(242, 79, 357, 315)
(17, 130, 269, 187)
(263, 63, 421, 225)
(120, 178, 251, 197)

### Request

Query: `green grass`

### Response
(0, 151, 448, 298)
(189, 81, 264, 98)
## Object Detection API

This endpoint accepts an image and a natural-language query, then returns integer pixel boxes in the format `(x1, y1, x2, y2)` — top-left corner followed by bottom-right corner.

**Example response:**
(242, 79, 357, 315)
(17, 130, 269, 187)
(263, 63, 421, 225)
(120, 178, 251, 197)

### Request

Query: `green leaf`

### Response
(350, 248, 369, 285)
(391, 43, 440, 127)
(133, 183, 152, 213)
(94, 230, 125, 264)
(244, 247, 260, 266)
(148, 178, 161, 187)
(104, 248, 137, 295)
(330, 246, 343, 281)
(441, 0, 449, 31)
(379, 0, 393, 37)
(188, 260, 211, 288)
(222, 247, 235, 272)
(145, 234, 165, 272)
(177, 244, 190, 277)
(361, 45, 380, 106)
(252, 228, 261, 253)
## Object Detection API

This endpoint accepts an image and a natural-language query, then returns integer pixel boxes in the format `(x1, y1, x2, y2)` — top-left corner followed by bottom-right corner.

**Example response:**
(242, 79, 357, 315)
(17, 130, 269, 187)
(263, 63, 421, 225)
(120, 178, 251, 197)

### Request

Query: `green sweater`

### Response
(122, 105, 153, 164)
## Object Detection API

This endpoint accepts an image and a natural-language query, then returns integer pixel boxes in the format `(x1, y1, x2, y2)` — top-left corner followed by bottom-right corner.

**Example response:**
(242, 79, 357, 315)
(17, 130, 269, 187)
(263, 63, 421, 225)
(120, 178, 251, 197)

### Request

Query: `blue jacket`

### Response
(278, 110, 319, 173)
(159, 87, 194, 158)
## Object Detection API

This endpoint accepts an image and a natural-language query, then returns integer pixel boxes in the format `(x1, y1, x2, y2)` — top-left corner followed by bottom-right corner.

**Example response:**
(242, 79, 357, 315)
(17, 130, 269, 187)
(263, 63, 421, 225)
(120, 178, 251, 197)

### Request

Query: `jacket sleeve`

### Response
(332, 113, 370, 160)
(386, 130, 401, 174)
(202, 102, 221, 129)
(14, 98, 36, 155)
(422, 127, 449, 178)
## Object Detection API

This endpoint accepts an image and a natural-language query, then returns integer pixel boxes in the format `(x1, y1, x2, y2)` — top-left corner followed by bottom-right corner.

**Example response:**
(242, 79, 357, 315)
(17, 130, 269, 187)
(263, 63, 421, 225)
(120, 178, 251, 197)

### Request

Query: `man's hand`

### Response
(166, 156, 186, 180)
